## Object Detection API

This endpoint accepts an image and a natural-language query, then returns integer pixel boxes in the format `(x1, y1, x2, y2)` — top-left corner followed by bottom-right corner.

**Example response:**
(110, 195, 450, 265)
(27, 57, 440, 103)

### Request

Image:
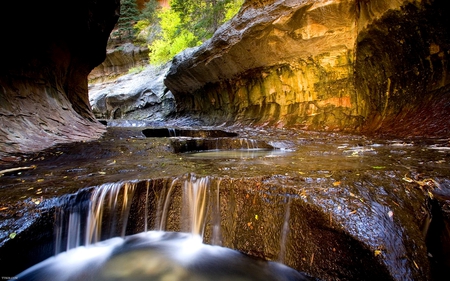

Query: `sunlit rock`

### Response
(165, 0, 450, 136)
(89, 64, 176, 120)
(88, 43, 149, 83)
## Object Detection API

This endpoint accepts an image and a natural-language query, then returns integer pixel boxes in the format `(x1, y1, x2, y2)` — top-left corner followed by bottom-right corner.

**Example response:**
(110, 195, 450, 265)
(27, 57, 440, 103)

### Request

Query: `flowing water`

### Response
(18, 231, 312, 281)
(1, 124, 449, 280)
(53, 175, 218, 251)
(18, 174, 315, 280)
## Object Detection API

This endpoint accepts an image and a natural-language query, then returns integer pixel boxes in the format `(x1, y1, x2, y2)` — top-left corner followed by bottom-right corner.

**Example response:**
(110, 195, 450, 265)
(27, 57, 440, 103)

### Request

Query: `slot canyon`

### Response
(1, 0, 449, 280)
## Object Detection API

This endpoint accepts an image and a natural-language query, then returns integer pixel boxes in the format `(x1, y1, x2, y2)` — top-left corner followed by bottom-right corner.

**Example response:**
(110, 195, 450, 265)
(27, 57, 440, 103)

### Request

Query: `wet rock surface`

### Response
(1, 123, 449, 280)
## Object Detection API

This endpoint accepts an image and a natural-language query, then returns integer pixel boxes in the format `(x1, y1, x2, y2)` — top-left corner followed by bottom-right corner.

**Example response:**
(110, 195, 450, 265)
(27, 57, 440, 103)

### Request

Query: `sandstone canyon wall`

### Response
(88, 43, 149, 83)
(165, 0, 450, 136)
(1, 0, 449, 158)
(0, 0, 120, 158)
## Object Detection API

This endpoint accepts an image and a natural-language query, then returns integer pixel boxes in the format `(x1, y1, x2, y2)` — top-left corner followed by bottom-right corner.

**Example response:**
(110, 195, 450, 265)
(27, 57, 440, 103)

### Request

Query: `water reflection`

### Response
(185, 148, 290, 159)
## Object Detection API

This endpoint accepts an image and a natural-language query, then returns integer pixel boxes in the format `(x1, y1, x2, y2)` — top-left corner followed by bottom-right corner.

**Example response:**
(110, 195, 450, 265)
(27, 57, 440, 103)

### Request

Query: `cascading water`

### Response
(239, 138, 258, 149)
(86, 181, 136, 244)
(56, 175, 217, 249)
(181, 174, 209, 237)
(5, 126, 447, 280)
(54, 181, 138, 254)
(18, 175, 314, 281)
(168, 128, 177, 137)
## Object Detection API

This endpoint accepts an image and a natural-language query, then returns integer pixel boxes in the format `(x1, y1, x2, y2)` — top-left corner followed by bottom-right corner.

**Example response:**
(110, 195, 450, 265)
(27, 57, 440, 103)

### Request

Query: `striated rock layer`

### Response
(88, 43, 149, 83)
(165, 0, 450, 136)
(0, 0, 120, 158)
(89, 64, 176, 120)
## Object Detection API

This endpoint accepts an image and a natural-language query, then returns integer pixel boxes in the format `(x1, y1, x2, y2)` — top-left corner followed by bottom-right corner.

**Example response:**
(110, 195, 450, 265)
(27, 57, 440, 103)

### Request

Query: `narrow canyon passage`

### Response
(1, 0, 450, 280)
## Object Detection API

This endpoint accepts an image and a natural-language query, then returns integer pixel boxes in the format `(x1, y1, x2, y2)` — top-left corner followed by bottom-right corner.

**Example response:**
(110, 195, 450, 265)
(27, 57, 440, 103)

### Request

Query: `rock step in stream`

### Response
(0, 125, 449, 280)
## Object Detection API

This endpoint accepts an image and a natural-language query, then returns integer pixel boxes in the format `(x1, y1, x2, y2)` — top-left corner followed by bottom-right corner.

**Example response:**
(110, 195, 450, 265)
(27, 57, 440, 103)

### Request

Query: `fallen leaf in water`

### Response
(374, 250, 382, 256)
(333, 181, 341, 186)
(402, 175, 414, 183)
(372, 166, 386, 169)
(9, 233, 16, 239)
(32, 198, 40, 205)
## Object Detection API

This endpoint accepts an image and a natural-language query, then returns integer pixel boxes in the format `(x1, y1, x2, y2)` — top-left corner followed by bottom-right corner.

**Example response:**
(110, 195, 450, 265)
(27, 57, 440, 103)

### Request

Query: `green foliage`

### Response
(134, 19, 150, 33)
(140, 0, 159, 23)
(114, 0, 140, 41)
(149, 7, 200, 64)
(223, 0, 244, 22)
(148, 0, 243, 64)
(133, 1, 162, 45)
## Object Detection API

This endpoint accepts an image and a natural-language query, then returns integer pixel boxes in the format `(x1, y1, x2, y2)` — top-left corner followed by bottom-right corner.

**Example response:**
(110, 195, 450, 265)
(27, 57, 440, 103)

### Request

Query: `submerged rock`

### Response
(1, 126, 448, 280)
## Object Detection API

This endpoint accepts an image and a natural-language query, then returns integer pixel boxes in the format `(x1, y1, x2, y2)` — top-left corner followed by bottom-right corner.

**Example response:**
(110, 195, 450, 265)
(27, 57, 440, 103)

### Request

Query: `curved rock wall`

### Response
(165, 0, 450, 136)
(0, 0, 119, 158)
(355, 0, 450, 136)
(89, 64, 176, 120)
(88, 43, 149, 83)
(166, 0, 359, 129)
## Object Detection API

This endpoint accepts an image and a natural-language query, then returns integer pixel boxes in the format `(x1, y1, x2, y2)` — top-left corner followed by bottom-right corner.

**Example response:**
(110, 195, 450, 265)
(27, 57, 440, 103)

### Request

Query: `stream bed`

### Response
(0, 121, 449, 280)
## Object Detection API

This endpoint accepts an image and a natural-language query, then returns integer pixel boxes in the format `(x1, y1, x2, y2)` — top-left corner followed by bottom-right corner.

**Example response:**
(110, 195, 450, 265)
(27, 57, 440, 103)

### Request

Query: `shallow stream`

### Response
(1, 121, 449, 280)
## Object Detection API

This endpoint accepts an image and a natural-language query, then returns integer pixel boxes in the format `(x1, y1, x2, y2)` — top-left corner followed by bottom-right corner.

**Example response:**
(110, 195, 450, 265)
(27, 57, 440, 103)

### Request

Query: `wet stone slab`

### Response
(0, 124, 449, 280)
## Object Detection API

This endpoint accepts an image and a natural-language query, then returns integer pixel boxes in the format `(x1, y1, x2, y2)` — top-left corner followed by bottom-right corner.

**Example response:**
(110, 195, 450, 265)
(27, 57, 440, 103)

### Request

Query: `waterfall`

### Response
(53, 175, 291, 260)
(85, 181, 137, 245)
(278, 196, 292, 263)
(181, 174, 210, 237)
(168, 128, 177, 137)
(211, 178, 222, 245)
(156, 174, 214, 239)
(155, 178, 178, 231)
(54, 182, 138, 254)
(54, 175, 218, 254)
(239, 138, 258, 149)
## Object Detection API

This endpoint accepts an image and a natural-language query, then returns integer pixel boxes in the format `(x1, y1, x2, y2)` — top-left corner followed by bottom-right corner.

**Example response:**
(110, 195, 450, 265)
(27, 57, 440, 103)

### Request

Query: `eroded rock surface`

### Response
(165, 0, 450, 136)
(0, 0, 120, 158)
(88, 43, 149, 83)
(89, 64, 176, 120)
